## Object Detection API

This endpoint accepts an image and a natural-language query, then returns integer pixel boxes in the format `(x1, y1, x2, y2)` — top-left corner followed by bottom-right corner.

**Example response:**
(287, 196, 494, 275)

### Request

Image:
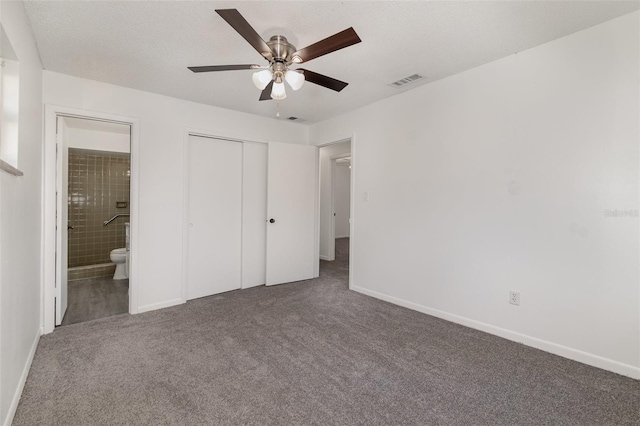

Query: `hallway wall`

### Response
(334, 163, 351, 238)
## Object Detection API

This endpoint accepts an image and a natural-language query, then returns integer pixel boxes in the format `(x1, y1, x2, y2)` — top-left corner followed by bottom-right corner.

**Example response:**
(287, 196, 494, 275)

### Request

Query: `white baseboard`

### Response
(3, 329, 40, 426)
(241, 281, 264, 290)
(335, 234, 349, 239)
(137, 298, 184, 314)
(351, 285, 640, 380)
(319, 255, 331, 261)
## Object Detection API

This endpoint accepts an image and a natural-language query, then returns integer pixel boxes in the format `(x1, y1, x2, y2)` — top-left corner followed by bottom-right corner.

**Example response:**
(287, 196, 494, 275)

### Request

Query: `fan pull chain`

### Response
(276, 101, 280, 118)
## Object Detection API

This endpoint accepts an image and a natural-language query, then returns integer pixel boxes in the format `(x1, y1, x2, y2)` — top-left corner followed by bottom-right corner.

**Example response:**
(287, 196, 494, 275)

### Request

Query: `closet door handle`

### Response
(269, 218, 276, 224)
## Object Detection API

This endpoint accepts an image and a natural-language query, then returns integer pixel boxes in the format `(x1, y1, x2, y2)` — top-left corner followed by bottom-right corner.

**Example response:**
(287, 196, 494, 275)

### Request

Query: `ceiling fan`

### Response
(188, 9, 362, 101)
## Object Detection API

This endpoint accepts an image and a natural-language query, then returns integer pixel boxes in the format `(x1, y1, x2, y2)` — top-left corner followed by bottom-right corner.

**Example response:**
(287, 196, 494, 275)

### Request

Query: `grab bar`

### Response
(103, 214, 130, 226)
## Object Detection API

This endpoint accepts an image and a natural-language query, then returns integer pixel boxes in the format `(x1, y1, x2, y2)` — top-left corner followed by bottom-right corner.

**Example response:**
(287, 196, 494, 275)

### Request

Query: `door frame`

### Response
(42, 105, 141, 334)
(329, 152, 352, 260)
(315, 133, 356, 290)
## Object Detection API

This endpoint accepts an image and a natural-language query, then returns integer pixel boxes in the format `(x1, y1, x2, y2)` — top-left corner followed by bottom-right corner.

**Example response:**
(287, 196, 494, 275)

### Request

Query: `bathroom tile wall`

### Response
(68, 149, 130, 268)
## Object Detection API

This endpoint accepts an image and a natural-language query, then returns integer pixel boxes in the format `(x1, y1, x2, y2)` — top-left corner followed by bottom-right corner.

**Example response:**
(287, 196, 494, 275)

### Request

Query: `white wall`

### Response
(43, 71, 308, 314)
(334, 163, 351, 238)
(310, 12, 640, 378)
(319, 141, 351, 260)
(0, 2, 43, 425)
(66, 127, 130, 153)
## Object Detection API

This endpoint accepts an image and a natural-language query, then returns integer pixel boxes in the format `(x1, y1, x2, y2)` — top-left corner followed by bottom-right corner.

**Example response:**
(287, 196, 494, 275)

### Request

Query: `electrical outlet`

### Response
(509, 290, 520, 306)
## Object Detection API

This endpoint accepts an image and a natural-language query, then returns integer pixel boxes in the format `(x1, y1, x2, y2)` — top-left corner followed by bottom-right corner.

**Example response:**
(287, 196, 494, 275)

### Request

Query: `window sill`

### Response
(0, 159, 23, 176)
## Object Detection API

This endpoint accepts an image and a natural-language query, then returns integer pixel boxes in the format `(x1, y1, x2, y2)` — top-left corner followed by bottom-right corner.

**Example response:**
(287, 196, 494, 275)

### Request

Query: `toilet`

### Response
(110, 248, 128, 280)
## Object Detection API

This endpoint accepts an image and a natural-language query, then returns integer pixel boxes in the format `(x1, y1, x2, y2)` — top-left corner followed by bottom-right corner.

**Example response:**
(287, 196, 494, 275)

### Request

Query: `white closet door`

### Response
(242, 142, 268, 288)
(186, 135, 242, 300)
(266, 142, 318, 285)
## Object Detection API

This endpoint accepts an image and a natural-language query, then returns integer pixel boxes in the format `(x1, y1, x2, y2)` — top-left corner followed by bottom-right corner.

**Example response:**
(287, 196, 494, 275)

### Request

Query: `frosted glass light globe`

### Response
(271, 81, 287, 100)
(252, 69, 273, 90)
(284, 70, 305, 91)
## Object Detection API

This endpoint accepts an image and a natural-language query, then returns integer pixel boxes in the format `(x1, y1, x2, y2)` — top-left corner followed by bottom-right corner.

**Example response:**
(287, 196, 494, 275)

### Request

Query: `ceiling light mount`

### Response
(266, 36, 297, 63)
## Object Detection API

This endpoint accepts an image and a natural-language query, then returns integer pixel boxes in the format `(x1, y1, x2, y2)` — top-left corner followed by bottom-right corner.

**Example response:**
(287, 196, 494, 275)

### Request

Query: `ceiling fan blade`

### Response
(259, 80, 274, 101)
(216, 9, 273, 59)
(299, 69, 348, 92)
(292, 27, 361, 63)
(188, 64, 260, 73)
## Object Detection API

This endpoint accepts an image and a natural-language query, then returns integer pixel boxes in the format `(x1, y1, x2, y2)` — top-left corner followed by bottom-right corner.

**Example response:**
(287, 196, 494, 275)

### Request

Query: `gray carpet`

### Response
(61, 277, 129, 326)
(14, 238, 640, 425)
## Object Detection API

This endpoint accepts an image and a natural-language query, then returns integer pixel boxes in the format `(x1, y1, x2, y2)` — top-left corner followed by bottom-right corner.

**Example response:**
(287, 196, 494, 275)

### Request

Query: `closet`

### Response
(185, 135, 318, 300)
(186, 136, 242, 299)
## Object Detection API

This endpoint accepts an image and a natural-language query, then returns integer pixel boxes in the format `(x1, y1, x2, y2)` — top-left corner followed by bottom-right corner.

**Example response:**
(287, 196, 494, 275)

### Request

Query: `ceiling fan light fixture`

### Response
(271, 80, 287, 100)
(284, 70, 305, 91)
(189, 9, 362, 103)
(252, 69, 273, 90)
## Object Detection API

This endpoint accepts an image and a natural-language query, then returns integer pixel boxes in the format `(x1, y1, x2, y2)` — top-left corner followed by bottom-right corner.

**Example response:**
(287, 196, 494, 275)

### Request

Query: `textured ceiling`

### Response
(24, 1, 640, 124)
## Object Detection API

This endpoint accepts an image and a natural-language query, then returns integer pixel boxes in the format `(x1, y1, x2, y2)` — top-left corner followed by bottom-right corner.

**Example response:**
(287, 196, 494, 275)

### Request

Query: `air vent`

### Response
(390, 74, 424, 88)
(288, 116, 298, 121)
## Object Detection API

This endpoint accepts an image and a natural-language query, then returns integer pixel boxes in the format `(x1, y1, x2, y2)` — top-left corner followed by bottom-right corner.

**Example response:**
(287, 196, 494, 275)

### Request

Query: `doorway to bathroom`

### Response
(57, 116, 132, 326)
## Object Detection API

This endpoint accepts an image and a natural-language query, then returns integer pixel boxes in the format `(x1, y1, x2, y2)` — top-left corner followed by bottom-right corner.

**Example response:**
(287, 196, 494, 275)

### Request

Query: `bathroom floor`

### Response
(60, 276, 129, 326)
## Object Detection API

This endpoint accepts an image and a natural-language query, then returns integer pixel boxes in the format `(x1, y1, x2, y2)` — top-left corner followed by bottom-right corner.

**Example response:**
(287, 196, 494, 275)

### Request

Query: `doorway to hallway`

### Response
(318, 140, 352, 278)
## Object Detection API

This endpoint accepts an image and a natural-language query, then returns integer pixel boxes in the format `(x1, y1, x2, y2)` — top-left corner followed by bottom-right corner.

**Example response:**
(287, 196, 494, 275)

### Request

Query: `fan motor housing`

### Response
(267, 36, 297, 62)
